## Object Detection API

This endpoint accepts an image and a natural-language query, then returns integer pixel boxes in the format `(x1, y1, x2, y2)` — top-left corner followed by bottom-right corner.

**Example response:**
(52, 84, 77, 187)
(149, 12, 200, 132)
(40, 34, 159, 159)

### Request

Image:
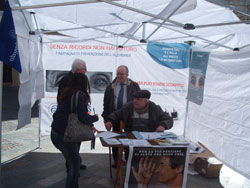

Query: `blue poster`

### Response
(147, 43, 190, 69)
(187, 51, 210, 105)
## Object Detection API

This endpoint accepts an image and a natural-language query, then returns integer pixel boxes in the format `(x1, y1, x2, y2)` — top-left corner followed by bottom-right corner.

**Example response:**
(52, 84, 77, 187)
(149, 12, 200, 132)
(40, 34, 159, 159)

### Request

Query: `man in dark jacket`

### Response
(56, 58, 87, 100)
(102, 65, 140, 167)
(105, 90, 173, 133)
(56, 58, 88, 171)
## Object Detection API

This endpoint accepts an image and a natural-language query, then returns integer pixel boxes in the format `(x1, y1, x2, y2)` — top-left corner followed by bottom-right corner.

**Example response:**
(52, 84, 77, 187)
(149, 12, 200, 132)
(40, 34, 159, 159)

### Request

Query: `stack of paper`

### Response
(119, 139, 151, 146)
(132, 131, 178, 140)
(96, 131, 120, 138)
(169, 136, 189, 145)
(103, 138, 121, 145)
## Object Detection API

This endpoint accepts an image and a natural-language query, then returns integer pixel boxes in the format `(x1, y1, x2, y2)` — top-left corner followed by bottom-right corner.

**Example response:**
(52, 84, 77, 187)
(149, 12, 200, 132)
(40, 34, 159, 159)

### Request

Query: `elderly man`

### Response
(105, 90, 173, 132)
(102, 65, 140, 167)
(56, 58, 87, 99)
(55, 58, 88, 171)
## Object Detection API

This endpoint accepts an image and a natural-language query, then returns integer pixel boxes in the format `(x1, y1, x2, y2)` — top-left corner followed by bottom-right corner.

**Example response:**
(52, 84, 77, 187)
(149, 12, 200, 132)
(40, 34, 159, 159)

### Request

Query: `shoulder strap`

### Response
(70, 91, 80, 113)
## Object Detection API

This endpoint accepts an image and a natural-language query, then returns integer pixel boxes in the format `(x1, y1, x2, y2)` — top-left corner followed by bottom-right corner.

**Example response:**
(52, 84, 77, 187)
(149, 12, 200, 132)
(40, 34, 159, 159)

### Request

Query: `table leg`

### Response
(109, 146, 112, 178)
(114, 146, 124, 188)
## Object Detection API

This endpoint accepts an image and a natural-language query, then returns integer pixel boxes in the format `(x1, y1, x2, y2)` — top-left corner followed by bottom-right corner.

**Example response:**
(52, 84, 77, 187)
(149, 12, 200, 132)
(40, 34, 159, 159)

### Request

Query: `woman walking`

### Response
(51, 73, 99, 188)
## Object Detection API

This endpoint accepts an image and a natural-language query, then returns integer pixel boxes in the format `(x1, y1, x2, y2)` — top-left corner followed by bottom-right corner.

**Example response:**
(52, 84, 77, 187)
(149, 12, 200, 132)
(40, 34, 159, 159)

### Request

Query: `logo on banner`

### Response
(147, 43, 190, 69)
(48, 103, 57, 115)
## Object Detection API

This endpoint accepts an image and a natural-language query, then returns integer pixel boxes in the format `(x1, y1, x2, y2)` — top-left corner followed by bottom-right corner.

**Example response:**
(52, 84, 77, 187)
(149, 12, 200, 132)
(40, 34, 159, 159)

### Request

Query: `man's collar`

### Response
(115, 78, 128, 85)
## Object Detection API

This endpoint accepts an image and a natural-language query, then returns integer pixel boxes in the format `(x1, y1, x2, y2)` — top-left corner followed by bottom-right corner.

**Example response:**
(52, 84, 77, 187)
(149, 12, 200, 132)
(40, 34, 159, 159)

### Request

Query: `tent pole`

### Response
(16, 0, 33, 33)
(239, 43, 250, 50)
(0, 62, 3, 188)
(160, 24, 234, 50)
(122, 23, 143, 47)
(38, 99, 41, 149)
(38, 36, 43, 149)
(12, 0, 119, 10)
(44, 24, 141, 43)
(99, 0, 184, 27)
(183, 41, 194, 137)
(196, 20, 250, 28)
(145, 0, 188, 41)
(41, 23, 125, 35)
(203, 34, 234, 48)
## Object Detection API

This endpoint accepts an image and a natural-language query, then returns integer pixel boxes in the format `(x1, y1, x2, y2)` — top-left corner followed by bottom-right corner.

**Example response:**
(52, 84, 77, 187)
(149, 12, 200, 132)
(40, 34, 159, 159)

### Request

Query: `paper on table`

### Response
(96, 131, 120, 139)
(136, 132, 177, 140)
(157, 132, 177, 139)
(132, 139, 151, 146)
(119, 139, 151, 146)
(103, 138, 121, 145)
(119, 139, 133, 145)
(169, 136, 189, 145)
(137, 132, 162, 140)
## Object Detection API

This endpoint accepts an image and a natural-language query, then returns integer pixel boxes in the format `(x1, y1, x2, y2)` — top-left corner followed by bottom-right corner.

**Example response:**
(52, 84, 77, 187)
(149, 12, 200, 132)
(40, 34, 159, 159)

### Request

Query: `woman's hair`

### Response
(58, 73, 90, 103)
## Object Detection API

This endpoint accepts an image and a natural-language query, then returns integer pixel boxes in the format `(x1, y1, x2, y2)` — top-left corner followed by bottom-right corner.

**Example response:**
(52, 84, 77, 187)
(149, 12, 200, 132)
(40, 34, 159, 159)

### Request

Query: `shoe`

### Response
(80, 164, 87, 170)
(112, 163, 117, 168)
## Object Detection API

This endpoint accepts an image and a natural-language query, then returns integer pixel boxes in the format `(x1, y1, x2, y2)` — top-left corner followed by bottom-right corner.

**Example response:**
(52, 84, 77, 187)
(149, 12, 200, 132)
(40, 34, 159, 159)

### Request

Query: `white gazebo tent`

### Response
(2, 0, 250, 183)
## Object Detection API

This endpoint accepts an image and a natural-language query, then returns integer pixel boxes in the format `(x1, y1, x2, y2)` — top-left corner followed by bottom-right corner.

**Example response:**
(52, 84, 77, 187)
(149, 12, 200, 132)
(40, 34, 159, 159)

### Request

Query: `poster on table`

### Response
(40, 38, 189, 135)
(125, 146, 189, 188)
(187, 49, 210, 105)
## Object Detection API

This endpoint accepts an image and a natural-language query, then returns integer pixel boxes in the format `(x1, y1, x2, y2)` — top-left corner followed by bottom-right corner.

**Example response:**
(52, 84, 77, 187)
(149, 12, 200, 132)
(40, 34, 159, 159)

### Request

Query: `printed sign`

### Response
(125, 146, 189, 188)
(187, 50, 210, 105)
(147, 43, 190, 69)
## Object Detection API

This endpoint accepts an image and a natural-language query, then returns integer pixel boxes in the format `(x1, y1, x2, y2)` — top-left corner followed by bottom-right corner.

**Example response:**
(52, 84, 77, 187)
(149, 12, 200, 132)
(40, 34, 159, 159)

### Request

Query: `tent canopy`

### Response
(10, 0, 250, 50)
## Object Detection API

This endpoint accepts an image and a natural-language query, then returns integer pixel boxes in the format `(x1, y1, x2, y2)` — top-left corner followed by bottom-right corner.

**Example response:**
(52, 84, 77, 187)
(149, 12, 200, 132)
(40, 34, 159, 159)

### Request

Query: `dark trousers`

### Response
(65, 142, 82, 171)
(51, 131, 80, 188)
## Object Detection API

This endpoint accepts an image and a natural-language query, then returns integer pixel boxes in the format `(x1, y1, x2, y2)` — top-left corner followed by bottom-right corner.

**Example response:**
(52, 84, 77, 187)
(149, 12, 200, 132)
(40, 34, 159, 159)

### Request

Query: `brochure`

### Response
(102, 138, 121, 145)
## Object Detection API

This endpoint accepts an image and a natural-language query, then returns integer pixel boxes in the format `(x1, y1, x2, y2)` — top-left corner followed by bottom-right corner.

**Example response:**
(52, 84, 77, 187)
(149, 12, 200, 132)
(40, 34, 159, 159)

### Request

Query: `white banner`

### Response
(41, 38, 189, 136)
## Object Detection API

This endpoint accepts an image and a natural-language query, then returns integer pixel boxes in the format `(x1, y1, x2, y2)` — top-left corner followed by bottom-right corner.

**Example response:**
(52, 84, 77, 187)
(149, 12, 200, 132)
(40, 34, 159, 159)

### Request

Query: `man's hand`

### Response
(156, 125, 165, 132)
(105, 121, 112, 131)
(92, 126, 100, 133)
(131, 157, 156, 185)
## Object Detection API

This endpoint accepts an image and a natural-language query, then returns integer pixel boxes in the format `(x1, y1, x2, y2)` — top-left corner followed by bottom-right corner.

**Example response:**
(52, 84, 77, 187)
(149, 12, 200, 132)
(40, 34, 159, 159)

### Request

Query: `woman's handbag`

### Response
(64, 91, 95, 143)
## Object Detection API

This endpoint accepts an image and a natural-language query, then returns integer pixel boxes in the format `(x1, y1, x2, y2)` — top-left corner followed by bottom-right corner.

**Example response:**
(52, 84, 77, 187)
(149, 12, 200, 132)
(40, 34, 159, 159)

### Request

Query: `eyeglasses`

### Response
(116, 73, 126, 76)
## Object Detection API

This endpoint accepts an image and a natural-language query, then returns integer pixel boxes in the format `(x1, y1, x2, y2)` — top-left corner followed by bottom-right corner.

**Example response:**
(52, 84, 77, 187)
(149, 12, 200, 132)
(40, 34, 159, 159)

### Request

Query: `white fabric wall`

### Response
(17, 36, 44, 129)
(185, 47, 250, 179)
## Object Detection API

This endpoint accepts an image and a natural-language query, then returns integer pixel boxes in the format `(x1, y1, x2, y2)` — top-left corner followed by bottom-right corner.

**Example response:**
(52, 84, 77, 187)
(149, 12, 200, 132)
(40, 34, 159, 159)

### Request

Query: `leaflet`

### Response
(119, 139, 151, 146)
(103, 138, 121, 145)
(96, 131, 120, 139)
(133, 131, 178, 140)
(169, 136, 189, 145)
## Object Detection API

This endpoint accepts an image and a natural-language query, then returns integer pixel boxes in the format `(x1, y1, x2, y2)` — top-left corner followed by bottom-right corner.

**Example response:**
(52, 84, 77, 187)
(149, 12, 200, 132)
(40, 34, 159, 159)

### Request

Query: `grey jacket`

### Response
(106, 101, 173, 132)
